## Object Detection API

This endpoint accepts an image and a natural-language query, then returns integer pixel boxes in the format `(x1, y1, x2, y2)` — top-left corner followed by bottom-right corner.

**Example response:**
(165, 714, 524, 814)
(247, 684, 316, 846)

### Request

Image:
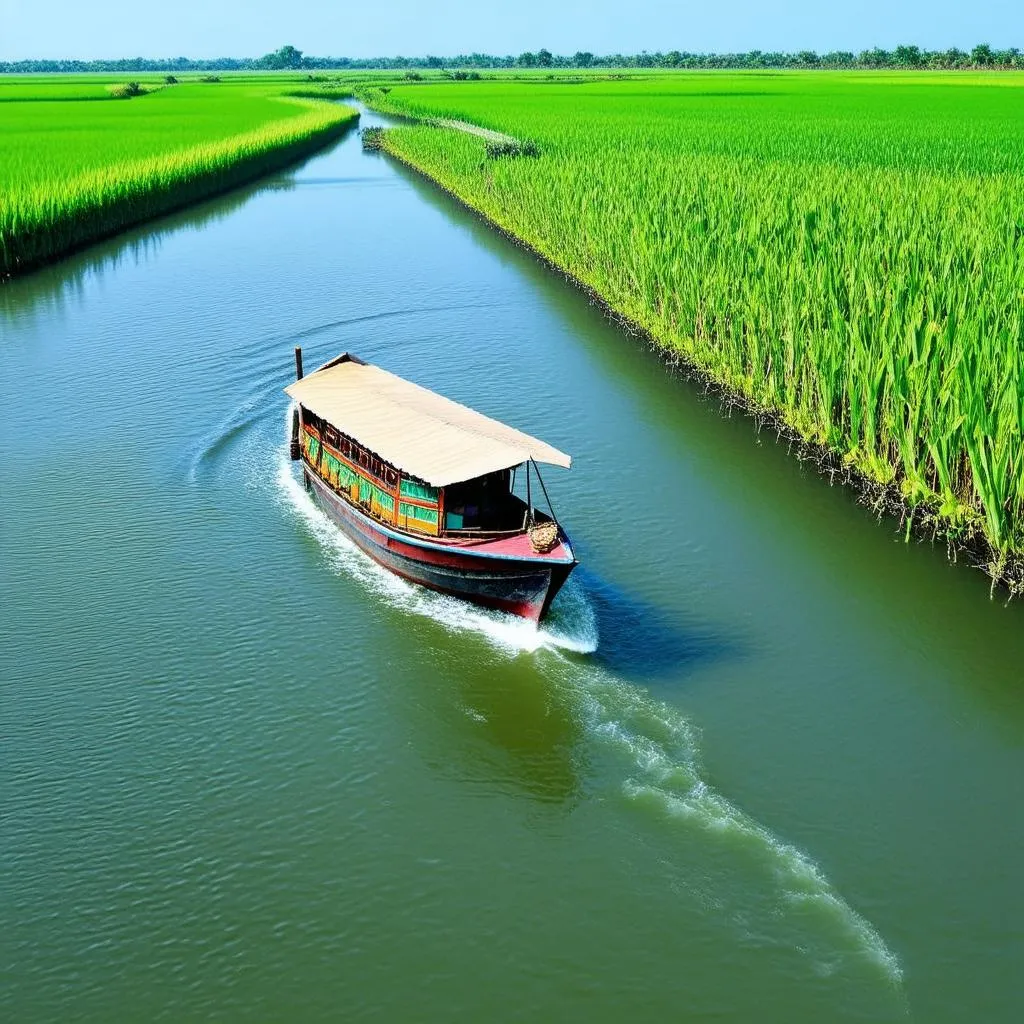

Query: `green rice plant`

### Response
(108, 81, 147, 98)
(280, 85, 354, 101)
(367, 73, 1024, 569)
(0, 82, 358, 275)
(361, 126, 386, 151)
(485, 139, 540, 158)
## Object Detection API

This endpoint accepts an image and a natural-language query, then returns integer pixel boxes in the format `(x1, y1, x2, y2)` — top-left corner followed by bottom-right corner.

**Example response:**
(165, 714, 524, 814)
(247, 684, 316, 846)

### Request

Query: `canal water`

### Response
(2, 108, 1022, 1023)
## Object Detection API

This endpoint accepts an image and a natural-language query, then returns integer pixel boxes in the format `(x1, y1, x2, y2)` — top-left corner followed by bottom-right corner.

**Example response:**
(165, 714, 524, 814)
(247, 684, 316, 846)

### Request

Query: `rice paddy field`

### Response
(0, 78, 359, 275)
(365, 73, 1024, 585)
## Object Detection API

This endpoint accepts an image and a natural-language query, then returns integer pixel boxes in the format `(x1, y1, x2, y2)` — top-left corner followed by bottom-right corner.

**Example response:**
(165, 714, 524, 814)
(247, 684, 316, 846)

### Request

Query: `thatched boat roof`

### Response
(285, 354, 571, 487)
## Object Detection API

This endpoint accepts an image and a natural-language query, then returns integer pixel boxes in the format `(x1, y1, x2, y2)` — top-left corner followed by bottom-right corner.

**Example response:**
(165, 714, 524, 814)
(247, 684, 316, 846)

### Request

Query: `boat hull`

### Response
(304, 469, 575, 622)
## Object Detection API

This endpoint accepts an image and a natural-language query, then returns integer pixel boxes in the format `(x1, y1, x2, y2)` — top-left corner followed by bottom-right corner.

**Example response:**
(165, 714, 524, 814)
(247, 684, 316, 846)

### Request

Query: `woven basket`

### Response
(529, 521, 559, 553)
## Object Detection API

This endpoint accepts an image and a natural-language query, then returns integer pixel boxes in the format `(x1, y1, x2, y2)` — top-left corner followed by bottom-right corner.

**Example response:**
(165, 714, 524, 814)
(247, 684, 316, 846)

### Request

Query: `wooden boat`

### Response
(285, 350, 577, 622)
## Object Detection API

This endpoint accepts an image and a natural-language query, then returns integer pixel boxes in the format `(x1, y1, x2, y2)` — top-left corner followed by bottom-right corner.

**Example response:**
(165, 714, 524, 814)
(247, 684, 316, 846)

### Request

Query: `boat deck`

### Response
(448, 530, 573, 562)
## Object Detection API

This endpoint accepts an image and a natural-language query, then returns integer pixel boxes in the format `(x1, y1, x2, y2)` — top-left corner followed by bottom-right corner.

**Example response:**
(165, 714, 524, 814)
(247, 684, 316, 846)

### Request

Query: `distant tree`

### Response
(971, 42, 994, 65)
(893, 44, 922, 67)
(858, 47, 891, 68)
(281, 44, 303, 68)
(260, 44, 303, 69)
(164, 74, 178, 83)
(822, 51, 855, 67)
(6, 41, 1024, 75)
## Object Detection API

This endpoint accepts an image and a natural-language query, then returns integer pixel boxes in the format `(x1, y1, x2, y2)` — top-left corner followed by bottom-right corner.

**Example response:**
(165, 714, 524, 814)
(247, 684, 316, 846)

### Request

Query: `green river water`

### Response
(2, 111, 1022, 1022)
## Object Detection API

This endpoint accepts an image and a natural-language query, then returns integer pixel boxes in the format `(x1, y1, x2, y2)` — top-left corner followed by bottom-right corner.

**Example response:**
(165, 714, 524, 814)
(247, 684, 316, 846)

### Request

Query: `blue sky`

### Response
(0, 0, 1020, 61)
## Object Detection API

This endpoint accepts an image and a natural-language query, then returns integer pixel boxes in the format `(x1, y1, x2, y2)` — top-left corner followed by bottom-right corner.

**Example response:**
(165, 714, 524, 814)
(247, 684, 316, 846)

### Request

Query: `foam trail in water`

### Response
(568, 669, 903, 987)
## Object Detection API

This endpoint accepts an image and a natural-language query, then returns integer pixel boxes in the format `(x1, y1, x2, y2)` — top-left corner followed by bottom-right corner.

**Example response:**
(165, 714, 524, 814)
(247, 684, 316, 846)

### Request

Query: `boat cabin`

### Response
(285, 353, 571, 544)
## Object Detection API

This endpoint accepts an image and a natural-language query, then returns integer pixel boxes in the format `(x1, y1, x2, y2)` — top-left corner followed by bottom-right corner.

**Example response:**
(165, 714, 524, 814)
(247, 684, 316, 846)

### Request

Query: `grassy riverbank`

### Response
(0, 79, 358, 276)
(365, 73, 1024, 587)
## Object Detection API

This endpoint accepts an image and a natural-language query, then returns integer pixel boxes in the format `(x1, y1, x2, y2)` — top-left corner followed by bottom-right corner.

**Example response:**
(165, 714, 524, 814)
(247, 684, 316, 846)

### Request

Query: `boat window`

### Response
(442, 471, 521, 534)
(399, 478, 439, 502)
(400, 502, 439, 528)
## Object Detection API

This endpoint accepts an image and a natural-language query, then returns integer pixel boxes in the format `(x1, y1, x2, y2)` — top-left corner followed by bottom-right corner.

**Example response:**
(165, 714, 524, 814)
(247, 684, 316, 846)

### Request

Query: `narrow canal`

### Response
(2, 108, 1022, 1023)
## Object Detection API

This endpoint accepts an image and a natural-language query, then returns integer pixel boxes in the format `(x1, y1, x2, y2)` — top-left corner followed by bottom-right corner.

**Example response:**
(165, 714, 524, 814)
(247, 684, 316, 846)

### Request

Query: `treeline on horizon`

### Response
(3, 42, 1023, 74)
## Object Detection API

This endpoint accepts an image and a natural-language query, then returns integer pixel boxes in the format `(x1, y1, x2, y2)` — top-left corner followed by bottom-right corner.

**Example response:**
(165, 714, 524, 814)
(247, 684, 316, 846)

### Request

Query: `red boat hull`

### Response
(304, 469, 576, 622)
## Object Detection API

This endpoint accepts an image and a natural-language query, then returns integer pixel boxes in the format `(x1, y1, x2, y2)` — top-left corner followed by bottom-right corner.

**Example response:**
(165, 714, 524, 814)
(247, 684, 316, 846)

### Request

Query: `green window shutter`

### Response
(400, 502, 438, 525)
(400, 479, 439, 501)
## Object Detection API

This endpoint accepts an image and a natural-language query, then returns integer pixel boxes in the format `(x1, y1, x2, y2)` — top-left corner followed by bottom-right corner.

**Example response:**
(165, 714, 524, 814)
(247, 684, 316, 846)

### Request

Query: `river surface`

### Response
(3, 107, 1022, 1023)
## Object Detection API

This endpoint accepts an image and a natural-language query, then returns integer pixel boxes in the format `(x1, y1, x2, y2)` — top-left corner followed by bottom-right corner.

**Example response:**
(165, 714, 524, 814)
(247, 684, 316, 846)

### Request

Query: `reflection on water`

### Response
(0, 126, 360, 327)
(0, 185, 260, 326)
